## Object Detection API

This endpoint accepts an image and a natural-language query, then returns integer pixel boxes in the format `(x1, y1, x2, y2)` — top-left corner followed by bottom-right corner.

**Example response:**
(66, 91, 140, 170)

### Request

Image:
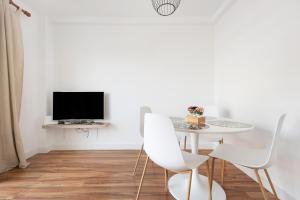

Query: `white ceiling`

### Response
(23, 0, 228, 18)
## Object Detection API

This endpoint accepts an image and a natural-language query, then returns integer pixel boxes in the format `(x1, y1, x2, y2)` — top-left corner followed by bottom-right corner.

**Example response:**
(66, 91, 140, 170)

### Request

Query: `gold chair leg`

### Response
(218, 138, 223, 147)
(219, 138, 225, 186)
(136, 156, 149, 200)
(221, 160, 225, 186)
(206, 160, 211, 184)
(184, 136, 187, 150)
(186, 170, 193, 200)
(133, 143, 144, 175)
(264, 169, 279, 200)
(164, 169, 169, 192)
(254, 169, 268, 200)
(209, 158, 215, 200)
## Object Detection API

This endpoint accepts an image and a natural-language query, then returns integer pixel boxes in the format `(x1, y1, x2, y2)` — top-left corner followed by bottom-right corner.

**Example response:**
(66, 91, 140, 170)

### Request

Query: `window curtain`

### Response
(0, 0, 28, 173)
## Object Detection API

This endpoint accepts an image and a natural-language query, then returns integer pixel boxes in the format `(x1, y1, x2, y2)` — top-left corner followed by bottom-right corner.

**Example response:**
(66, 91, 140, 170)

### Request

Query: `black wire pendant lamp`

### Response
(152, 0, 181, 16)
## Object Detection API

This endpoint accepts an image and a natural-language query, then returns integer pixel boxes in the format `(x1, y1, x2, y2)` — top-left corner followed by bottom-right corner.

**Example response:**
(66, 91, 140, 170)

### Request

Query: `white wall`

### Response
(214, 0, 300, 199)
(18, 2, 48, 158)
(45, 20, 215, 149)
(18, 1, 300, 198)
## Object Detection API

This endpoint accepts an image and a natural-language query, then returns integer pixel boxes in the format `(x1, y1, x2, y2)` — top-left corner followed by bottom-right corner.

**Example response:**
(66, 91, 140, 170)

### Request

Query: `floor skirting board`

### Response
(50, 143, 217, 151)
(25, 148, 42, 159)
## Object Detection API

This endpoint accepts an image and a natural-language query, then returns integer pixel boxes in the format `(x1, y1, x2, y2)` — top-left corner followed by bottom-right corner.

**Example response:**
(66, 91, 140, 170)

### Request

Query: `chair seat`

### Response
(182, 151, 209, 170)
(209, 144, 269, 169)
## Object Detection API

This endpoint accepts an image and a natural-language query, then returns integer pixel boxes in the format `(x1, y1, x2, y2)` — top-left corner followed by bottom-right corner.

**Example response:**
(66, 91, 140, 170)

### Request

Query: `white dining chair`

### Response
(132, 106, 152, 175)
(133, 106, 187, 175)
(136, 114, 211, 200)
(209, 114, 286, 200)
(182, 106, 225, 184)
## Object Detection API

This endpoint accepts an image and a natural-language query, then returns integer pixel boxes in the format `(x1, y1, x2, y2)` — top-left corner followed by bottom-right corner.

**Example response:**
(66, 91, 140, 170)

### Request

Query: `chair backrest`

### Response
(140, 106, 152, 138)
(262, 114, 286, 168)
(205, 105, 219, 117)
(144, 113, 186, 171)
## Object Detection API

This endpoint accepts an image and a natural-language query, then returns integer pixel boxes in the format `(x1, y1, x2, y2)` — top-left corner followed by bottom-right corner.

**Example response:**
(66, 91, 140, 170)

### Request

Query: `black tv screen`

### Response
(53, 92, 104, 120)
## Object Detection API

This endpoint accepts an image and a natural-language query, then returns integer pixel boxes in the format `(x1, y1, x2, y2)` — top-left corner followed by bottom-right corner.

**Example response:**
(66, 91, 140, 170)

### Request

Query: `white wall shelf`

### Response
(42, 123, 110, 129)
(43, 116, 110, 129)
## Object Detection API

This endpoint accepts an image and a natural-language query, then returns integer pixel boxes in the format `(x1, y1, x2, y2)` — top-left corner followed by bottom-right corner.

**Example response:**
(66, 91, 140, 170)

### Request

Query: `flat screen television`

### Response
(53, 92, 104, 120)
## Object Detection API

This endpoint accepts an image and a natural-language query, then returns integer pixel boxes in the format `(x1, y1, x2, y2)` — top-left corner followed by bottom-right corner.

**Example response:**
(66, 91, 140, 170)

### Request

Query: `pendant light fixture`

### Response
(151, 0, 181, 16)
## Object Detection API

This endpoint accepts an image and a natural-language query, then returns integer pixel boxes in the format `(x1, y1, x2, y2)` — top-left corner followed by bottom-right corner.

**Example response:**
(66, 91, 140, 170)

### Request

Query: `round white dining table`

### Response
(169, 117, 254, 200)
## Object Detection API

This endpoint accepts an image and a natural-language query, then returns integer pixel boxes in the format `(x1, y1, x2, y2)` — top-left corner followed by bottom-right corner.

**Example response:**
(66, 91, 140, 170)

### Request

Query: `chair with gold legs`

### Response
(133, 106, 190, 191)
(136, 114, 211, 200)
(133, 107, 188, 178)
(182, 106, 226, 185)
(132, 106, 152, 176)
(209, 114, 286, 200)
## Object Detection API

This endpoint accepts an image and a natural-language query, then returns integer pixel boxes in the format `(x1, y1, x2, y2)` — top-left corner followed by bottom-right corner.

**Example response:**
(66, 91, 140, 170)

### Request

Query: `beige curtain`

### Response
(0, 0, 28, 173)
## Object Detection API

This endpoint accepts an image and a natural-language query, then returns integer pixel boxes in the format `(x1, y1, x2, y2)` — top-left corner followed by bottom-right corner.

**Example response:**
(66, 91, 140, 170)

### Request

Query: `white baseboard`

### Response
(38, 146, 52, 154)
(50, 144, 143, 150)
(50, 143, 217, 151)
(25, 147, 51, 159)
(25, 149, 40, 159)
(25, 143, 217, 157)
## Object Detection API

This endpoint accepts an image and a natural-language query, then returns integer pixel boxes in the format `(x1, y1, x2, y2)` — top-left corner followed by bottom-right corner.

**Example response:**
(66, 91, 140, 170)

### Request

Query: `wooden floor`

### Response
(0, 150, 276, 200)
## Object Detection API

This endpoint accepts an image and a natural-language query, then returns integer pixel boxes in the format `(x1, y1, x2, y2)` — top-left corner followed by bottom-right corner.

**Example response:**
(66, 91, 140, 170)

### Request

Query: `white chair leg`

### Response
(136, 156, 149, 200)
(254, 169, 268, 200)
(133, 143, 144, 175)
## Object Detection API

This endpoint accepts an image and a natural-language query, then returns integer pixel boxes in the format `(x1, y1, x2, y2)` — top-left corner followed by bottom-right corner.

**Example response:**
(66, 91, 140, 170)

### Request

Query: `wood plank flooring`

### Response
(0, 150, 276, 200)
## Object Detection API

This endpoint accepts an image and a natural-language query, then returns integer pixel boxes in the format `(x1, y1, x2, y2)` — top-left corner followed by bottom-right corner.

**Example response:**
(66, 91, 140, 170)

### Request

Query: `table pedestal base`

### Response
(168, 173, 226, 200)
